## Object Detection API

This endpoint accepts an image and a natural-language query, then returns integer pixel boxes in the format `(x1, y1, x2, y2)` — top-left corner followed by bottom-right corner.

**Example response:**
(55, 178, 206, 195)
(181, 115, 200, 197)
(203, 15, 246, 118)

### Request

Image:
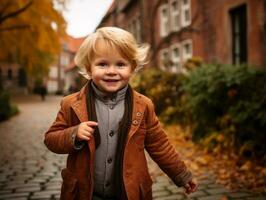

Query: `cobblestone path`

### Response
(0, 95, 264, 200)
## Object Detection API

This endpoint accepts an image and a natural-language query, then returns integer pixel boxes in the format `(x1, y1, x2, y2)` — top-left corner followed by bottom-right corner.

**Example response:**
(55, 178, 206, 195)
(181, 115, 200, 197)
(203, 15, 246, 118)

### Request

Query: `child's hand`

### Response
(183, 179, 198, 195)
(76, 121, 98, 141)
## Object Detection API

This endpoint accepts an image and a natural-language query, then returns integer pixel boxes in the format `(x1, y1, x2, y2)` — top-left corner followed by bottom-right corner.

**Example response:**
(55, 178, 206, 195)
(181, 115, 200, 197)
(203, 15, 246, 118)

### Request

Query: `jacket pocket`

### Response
(60, 168, 78, 200)
(140, 178, 153, 200)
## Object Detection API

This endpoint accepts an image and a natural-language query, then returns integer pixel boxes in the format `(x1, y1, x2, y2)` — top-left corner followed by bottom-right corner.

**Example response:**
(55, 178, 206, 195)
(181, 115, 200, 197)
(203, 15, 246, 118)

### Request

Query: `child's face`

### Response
(90, 41, 133, 94)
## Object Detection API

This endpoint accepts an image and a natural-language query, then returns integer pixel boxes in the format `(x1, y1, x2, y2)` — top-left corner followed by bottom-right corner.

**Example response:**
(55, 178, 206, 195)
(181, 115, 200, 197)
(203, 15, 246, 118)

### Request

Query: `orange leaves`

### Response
(0, 0, 66, 76)
(239, 161, 252, 171)
(165, 124, 266, 193)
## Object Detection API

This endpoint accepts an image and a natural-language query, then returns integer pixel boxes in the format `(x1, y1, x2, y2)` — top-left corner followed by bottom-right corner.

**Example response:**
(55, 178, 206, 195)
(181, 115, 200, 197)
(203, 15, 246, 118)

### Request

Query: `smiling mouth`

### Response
(103, 79, 119, 82)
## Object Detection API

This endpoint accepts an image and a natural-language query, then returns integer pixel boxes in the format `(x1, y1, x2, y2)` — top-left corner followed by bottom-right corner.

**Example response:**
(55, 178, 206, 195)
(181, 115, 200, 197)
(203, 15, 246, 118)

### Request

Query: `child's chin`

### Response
(103, 87, 119, 93)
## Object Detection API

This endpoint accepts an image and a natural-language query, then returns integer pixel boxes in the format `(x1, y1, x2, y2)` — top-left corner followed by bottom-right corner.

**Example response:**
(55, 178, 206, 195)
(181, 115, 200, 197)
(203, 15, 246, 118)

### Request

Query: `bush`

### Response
(0, 90, 19, 121)
(132, 64, 266, 160)
(182, 64, 266, 159)
(131, 68, 190, 124)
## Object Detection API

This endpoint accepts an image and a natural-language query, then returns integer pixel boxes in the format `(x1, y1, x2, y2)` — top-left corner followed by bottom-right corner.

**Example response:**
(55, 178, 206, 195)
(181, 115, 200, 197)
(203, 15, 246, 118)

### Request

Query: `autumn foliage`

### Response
(0, 0, 66, 79)
(132, 64, 266, 191)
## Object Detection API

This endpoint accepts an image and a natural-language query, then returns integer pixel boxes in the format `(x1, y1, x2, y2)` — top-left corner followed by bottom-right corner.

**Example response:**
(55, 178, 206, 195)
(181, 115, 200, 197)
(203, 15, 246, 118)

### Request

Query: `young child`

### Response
(44, 27, 197, 200)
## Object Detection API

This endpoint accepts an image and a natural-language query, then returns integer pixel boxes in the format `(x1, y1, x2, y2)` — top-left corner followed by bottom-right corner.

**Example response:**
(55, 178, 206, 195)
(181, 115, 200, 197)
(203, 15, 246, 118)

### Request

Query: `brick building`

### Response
(46, 35, 85, 93)
(97, 0, 266, 72)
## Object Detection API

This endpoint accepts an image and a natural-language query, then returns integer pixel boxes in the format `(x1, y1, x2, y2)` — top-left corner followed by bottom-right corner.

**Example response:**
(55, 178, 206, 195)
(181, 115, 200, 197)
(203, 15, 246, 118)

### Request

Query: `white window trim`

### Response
(182, 39, 193, 61)
(170, 0, 181, 31)
(170, 44, 181, 73)
(181, 0, 191, 27)
(160, 48, 169, 70)
(160, 4, 169, 37)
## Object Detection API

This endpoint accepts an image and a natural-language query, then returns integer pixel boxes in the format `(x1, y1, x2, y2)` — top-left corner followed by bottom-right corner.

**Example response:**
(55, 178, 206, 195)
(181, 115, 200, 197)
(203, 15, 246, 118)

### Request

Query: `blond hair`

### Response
(74, 27, 150, 79)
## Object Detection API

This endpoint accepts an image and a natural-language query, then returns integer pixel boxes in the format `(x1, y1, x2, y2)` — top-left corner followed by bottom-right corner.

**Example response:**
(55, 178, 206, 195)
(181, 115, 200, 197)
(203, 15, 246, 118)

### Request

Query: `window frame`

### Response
(182, 39, 193, 61)
(181, 0, 191, 27)
(160, 3, 169, 37)
(170, 43, 181, 73)
(160, 48, 170, 70)
(170, 0, 181, 31)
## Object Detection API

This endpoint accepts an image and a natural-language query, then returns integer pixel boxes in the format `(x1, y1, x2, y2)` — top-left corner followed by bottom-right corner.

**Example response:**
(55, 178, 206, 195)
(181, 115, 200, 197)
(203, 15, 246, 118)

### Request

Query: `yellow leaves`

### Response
(261, 168, 266, 176)
(165, 124, 266, 193)
(0, 0, 66, 75)
(195, 156, 210, 166)
(183, 56, 203, 71)
(239, 161, 252, 171)
(188, 162, 199, 171)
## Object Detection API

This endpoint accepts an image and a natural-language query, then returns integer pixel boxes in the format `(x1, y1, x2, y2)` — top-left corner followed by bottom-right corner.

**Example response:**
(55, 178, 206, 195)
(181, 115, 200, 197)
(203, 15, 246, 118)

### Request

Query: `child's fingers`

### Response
(78, 134, 91, 141)
(83, 126, 96, 134)
(86, 121, 98, 127)
(184, 181, 198, 195)
(82, 130, 93, 137)
(183, 183, 191, 194)
(79, 130, 93, 141)
(189, 180, 198, 192)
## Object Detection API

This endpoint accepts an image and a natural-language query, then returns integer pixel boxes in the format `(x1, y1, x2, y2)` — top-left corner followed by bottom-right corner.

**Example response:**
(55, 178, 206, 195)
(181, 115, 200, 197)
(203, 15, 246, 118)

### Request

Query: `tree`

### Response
(0, 0, 66, 83)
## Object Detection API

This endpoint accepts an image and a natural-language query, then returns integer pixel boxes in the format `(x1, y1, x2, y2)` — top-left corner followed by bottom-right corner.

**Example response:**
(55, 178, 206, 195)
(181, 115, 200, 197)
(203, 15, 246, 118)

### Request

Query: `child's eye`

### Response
(97, 62, 108, 68)
(116, 62, 126, 68)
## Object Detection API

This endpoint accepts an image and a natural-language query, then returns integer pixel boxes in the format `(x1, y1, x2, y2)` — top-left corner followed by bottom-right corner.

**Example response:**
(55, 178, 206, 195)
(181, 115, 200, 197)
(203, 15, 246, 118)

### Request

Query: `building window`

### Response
(62, 42, 68, 50)
(182, 40, 193, 62)
(181, 0, 191, 27)
(170, 0, 181, 31)
(160, 4, 169, 37)
(60, 54, 69, 66)
(160, 0, 191, 36)
(160, 49, 170, 70)
(170, 40, 192, 73)
(230, 4, 247, 65)
(171, 44, 181, 73)
(129, 16, 141, 43)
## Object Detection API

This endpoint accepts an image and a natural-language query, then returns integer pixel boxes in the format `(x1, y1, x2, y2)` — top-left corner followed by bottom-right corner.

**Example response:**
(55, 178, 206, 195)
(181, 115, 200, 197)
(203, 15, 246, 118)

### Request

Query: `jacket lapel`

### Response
(126, 91, 146, 143)
(70, 83, 95, 153)
(69, 86, 144, 150)
(71, 85, 89, 123)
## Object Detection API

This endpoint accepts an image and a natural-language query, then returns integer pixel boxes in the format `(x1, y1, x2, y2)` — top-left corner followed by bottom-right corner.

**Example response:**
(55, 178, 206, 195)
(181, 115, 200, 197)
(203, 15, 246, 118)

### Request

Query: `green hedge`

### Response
(132, 64, 266, 159)
(0, 90, 19, 121)
(183, 64, 266, 158)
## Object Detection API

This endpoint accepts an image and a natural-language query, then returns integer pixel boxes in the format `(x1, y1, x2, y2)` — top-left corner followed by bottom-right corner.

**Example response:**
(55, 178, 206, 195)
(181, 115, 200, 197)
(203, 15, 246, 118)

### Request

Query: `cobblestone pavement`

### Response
(0, 95, 264, 200)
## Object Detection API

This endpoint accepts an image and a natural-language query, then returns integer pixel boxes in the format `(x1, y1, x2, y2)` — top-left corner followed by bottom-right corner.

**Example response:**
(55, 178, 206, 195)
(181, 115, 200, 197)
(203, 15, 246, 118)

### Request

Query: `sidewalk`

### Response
(0, 95, 264, 200)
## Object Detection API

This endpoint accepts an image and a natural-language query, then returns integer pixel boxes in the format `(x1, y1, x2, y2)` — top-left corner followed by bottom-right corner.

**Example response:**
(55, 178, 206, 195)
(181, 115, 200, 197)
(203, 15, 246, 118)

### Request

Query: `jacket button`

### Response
(109, 105, 114, 109)
(109, 130, 114, 137)
(136, 112, 142, 117)
(132, 120, 138, 125)
(107, 158, 112, 164)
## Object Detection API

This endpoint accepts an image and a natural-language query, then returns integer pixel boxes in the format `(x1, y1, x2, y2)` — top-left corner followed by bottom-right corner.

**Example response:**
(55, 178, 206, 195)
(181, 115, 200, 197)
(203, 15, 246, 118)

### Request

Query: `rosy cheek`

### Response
(91, 71, 101, 79)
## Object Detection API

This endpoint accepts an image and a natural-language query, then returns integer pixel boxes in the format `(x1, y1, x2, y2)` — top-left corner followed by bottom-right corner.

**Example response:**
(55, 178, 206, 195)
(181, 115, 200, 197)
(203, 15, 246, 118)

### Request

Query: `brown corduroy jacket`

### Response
(44, 84, 192, 200)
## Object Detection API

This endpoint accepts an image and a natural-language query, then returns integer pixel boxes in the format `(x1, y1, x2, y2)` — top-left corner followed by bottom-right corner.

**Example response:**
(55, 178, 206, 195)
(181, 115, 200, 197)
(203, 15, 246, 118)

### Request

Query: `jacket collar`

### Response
(70, 83, 89, 123)
(70, 82, 146, 143)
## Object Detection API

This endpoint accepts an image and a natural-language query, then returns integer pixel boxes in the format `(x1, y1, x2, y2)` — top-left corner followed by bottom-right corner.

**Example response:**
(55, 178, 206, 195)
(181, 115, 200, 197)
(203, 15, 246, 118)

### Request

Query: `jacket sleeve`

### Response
(44, 98, 79, 154)
(144, 99, 192, 187)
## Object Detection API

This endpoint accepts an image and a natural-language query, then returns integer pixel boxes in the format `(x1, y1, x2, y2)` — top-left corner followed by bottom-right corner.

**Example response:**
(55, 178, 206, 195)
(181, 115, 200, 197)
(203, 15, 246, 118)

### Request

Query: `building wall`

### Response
(97, 0, 266, 70)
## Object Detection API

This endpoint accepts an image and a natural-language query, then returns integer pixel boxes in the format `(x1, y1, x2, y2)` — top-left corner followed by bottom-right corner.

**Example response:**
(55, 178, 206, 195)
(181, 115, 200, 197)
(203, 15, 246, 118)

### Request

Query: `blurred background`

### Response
(0, 0, 265, 199)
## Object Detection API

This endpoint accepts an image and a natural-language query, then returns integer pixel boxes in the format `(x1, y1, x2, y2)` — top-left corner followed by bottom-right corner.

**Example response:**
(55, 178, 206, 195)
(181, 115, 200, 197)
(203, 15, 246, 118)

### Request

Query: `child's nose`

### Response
(106, 65, 117, 74)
